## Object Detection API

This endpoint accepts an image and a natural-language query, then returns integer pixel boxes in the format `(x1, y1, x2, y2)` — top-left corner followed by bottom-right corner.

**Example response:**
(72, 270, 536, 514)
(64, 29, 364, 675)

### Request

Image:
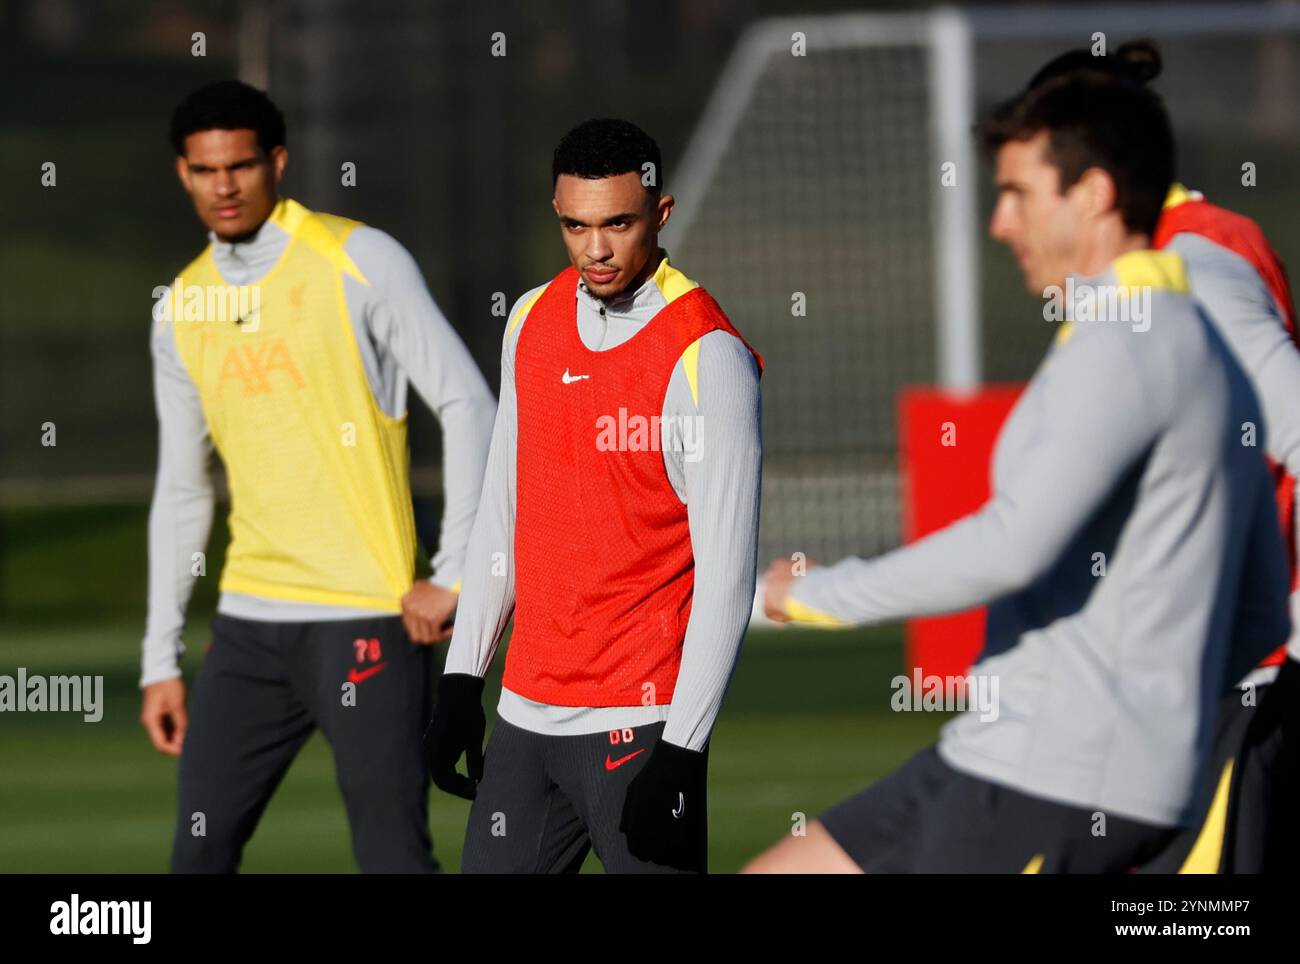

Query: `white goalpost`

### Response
(665, 3, 1300, 569)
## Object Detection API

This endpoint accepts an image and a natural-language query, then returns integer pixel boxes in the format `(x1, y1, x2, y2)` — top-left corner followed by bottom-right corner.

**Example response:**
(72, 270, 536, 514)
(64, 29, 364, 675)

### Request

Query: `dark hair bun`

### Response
(1027, 39, 1163, 91)
(1116, 39, 1163, 84)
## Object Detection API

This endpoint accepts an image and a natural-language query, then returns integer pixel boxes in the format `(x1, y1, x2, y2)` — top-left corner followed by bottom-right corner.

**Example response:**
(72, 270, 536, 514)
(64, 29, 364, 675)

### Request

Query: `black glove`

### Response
(423, 673, 486, 800)
(619, 738, 708, 871)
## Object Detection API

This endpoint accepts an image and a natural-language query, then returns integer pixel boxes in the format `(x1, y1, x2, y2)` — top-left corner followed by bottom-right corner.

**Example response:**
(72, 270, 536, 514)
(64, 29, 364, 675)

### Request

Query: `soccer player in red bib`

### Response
(423, 119, 763, 873)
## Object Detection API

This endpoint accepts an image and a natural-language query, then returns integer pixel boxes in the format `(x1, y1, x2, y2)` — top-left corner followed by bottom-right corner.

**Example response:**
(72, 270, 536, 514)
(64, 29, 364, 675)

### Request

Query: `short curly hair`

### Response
(552, 118, 662, 196)
(170, 80, 286, 156)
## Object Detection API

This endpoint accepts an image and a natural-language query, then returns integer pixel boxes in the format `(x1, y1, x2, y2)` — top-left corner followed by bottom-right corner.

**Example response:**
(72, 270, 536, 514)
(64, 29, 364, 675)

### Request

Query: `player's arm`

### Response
(424, 289, 536, 799)
(772, 326, 1161, 626)
(442, 297, 527, 678)
(1175, 237, 1300, 657)
(349, 227, 496, 642)
(662, 332, 762, 750)
(1176, 237, 1300, 482)
(621, 330, 762, 868)
(140, 297, 217, 755)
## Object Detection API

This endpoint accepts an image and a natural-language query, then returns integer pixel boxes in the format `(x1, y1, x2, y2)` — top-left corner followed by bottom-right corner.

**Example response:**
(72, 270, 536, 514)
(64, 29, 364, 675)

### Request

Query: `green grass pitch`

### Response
(0, 504, 945, 873)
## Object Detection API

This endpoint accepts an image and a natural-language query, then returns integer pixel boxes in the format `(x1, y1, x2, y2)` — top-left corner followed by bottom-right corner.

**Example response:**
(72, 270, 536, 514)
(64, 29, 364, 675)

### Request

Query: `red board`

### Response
(897, 385, 1025, 677)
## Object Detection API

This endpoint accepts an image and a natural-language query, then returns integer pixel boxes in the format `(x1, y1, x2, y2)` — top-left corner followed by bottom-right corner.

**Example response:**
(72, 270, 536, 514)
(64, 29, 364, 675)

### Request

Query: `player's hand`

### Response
(140, 677, 188, 756)
(402, 580, 457, 644)
(424, 673, 486, 800)
(763, 557, 816, 622)
(619, 738, 708, 870)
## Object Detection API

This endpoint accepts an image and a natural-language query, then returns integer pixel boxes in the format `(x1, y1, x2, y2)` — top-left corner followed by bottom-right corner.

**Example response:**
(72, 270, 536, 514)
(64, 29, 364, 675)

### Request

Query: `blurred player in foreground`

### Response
(1027, 39, 1300, 874)
(750, 70, 1289, 873)
(424, 119, 763, 872)
(141, 81, 495, 872)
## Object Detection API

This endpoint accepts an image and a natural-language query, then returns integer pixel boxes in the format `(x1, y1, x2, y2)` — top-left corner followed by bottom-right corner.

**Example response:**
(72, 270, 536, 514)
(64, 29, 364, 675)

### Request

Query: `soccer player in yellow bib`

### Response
(139, 81, 495, 872)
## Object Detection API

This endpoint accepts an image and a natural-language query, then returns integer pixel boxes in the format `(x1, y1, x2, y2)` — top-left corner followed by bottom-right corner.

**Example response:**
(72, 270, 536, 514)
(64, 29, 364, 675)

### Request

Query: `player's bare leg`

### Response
(741, 820, 862, 874)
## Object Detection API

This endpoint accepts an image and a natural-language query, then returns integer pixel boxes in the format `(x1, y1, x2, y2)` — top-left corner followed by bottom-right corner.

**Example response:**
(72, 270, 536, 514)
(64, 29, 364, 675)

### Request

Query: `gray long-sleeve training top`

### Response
(784, 250, 1289, 827)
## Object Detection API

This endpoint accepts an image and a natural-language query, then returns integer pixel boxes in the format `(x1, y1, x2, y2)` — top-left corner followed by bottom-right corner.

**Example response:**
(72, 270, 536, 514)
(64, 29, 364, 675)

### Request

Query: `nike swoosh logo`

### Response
(605, 749, 646, 771)
(346, 662, 388, 684)
(672, 792, 685, 818)
(561, 368, 590, 384)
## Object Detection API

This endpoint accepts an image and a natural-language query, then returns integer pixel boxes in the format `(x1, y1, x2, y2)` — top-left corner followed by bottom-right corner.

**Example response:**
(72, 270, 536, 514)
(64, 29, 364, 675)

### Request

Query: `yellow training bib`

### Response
(169, 198, 416, 610)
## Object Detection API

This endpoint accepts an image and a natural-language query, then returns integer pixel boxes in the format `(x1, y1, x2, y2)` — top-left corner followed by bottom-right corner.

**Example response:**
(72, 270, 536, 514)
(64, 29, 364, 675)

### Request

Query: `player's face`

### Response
(989, 132, 1084, 293)
(552, 172, 674, 300)
(175, 128, 287, 242)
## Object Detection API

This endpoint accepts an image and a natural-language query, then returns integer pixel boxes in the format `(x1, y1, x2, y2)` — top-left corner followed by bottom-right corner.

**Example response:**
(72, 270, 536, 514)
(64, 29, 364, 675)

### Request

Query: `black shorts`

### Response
(461, 718, 706, 874)
(821, 745, 1178, 873)
(1138, 656, 1298, 874)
